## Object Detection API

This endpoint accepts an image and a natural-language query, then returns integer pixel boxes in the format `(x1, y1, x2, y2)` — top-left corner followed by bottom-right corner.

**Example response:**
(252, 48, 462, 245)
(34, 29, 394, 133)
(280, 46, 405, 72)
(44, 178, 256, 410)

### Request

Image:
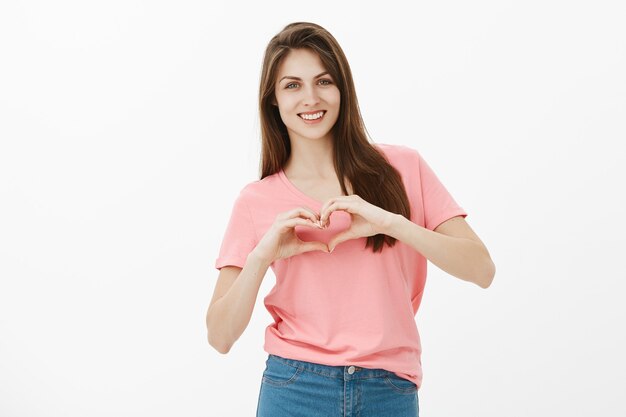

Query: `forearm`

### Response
(206, 250, 272, 353)
(386, 214, 495, 288)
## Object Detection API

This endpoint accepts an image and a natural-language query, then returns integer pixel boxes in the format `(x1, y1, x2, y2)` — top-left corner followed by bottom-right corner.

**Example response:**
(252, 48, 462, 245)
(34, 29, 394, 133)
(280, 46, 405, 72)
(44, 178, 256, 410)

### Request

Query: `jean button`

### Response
(347, 365, 355, 374)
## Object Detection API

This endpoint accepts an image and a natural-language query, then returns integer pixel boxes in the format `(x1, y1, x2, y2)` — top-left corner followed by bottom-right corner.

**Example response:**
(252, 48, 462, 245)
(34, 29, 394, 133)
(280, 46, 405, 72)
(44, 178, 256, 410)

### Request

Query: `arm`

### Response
(207, 206, 327, 354)
(206, 249, 272, 354)
(318, 194, 494, 288)
(385, 214, 495, 288)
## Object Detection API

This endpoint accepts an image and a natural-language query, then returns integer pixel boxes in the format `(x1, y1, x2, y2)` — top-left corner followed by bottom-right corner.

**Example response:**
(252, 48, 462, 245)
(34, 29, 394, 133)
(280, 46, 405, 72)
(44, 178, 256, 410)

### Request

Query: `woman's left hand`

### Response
(318, 195, 395, 252)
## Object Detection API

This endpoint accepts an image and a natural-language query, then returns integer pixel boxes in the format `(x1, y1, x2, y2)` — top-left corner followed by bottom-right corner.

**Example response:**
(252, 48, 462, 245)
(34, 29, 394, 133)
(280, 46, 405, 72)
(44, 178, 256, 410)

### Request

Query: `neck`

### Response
(283, 135, 335, 180)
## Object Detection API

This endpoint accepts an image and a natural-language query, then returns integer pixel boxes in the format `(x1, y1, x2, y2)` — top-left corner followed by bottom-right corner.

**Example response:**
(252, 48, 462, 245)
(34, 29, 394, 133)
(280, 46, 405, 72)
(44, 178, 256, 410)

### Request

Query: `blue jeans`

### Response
(256, 354, 419, 417)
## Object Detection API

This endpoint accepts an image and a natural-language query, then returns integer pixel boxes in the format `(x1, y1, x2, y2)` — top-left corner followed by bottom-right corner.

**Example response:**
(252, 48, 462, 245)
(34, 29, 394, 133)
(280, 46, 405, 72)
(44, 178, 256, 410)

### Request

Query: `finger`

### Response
(284, 217, 324, 230)
(287, 206, 320, 223)
(319, 197, 336, 223)
(299, 206, 320, 221)
(319, 202, 333, 226)
(319, 196, 352, 223)
(320, 200, 353, 225)
(297, 241, 330, 254)
(327, 230, 353, 252)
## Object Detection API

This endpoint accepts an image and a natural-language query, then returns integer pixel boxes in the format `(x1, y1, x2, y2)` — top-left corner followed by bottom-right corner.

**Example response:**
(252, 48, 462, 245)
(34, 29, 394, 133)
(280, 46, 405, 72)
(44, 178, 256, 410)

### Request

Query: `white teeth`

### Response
(299, 111, 324, 120)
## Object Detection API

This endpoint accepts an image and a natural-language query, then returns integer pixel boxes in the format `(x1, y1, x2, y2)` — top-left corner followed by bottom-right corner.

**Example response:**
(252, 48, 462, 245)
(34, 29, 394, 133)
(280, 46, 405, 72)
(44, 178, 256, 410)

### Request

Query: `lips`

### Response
(298, 110, 326, 121)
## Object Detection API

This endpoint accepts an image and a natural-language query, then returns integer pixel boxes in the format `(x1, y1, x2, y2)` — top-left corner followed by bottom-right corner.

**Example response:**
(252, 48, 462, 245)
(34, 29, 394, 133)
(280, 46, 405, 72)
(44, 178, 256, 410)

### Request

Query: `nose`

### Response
(301, 84, 320, 106)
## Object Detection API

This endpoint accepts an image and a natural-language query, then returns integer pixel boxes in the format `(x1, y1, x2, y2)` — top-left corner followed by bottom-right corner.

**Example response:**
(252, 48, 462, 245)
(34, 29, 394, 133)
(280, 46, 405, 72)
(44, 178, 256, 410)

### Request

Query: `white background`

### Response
(1, 1, 625, 416)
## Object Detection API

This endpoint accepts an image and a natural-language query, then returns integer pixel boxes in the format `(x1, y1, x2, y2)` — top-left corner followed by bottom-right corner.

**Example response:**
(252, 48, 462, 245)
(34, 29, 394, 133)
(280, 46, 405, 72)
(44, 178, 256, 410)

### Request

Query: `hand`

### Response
(319, 195, 395, 252)
(253, 207, 329, 263)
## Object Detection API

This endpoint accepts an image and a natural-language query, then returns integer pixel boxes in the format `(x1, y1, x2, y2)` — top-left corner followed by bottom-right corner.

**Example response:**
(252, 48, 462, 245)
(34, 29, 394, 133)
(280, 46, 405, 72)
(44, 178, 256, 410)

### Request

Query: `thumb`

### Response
(327, 232, 352, 253)
(299, 240, 330, 254)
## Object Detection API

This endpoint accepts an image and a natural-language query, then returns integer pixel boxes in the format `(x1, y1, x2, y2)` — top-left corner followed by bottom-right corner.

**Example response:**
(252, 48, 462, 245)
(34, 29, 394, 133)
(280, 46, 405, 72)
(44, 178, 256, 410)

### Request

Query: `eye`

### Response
(286, 82, 299, 89)
(319, 79, 332, 85)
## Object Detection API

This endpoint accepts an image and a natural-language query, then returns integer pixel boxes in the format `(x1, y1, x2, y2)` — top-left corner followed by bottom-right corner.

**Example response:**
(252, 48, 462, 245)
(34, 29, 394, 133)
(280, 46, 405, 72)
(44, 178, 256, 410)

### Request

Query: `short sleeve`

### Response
(417, 150, 468, 231)
(214, 190, 257, 270)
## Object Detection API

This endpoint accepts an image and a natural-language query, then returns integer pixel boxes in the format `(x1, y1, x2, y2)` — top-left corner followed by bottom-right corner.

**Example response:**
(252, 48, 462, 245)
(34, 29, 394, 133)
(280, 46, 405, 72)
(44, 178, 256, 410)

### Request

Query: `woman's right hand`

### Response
(253, 207, 329, 264)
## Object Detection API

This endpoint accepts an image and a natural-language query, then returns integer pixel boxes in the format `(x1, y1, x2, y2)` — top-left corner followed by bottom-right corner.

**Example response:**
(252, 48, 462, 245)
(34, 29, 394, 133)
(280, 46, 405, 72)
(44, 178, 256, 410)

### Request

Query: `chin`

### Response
(297, 131, 333, 141)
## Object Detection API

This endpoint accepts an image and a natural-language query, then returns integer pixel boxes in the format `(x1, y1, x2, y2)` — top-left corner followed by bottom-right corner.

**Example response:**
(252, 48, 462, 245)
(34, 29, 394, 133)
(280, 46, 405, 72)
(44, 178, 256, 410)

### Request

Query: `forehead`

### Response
(276, 48, 327, 79)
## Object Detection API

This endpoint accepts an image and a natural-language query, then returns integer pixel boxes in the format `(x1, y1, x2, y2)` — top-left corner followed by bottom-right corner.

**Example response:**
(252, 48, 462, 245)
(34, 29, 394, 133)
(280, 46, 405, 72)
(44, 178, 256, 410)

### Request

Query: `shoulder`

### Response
(373, 142, 422, 168)
(235, 172, 283, 203)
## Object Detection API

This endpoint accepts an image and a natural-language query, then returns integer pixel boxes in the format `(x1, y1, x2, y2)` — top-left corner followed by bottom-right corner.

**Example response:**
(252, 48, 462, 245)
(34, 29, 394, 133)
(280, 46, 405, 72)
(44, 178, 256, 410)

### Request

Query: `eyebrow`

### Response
(279, 71, 330, 83)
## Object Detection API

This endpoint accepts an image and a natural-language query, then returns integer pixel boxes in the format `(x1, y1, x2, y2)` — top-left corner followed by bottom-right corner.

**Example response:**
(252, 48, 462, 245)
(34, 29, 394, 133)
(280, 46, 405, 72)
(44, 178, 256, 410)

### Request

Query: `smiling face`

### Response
(273, 48, 341, 144)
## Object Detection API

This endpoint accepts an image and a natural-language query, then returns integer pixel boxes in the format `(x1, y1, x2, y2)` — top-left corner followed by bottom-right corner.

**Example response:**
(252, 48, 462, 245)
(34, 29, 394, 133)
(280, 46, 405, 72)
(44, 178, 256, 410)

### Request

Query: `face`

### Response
(273, 48, 341, 143)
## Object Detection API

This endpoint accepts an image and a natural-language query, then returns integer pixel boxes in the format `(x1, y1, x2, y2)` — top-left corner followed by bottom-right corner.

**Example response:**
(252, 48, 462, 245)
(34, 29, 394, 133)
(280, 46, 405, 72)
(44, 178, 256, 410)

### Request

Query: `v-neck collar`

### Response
(278, 169, 325, 207)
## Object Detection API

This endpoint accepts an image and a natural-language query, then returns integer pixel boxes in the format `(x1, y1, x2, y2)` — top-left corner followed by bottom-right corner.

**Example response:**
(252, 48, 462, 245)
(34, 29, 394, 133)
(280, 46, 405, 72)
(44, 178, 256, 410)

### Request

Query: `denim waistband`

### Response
(268, 354, 395, 381)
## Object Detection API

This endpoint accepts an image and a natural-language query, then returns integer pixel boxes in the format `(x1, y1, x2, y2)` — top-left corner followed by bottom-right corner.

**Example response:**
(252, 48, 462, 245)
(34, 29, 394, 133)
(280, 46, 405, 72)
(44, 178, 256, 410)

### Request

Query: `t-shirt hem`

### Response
(215, 255, 246, 270)
(263, 340, 423, 388)
(427, 209, 468, 231)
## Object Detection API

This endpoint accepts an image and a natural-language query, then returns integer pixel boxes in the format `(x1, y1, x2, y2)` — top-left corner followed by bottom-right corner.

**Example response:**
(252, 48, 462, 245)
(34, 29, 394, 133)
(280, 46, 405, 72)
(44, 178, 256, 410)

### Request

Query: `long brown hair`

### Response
(258, 22, 411, 253)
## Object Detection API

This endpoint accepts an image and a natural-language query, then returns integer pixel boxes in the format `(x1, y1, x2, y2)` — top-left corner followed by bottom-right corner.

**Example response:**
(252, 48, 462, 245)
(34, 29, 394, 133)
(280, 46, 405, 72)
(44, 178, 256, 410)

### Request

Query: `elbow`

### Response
(213, 343, 232, 355)
(206, 320, 234, 354)
(208, 333, 232, 355)
(478, 277, 493, 289)
(206, 313, 234, 354)
(477, 260, 496, 289)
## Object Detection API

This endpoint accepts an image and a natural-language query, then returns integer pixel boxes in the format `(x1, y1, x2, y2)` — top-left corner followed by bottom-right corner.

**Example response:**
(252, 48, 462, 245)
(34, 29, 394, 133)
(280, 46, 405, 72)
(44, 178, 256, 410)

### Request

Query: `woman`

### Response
(207, 21, 495, 417)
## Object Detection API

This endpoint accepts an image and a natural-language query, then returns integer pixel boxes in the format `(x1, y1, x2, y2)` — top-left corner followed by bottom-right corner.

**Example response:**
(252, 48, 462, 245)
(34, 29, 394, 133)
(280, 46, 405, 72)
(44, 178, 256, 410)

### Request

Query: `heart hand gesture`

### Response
(254, 207, 329, 264)
(319, 195, 395, 252)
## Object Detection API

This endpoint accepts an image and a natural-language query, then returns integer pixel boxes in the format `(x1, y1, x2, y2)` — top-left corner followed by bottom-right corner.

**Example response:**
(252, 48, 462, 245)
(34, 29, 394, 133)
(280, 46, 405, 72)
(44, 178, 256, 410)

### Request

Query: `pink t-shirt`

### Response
(214, 143, 467, 388)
